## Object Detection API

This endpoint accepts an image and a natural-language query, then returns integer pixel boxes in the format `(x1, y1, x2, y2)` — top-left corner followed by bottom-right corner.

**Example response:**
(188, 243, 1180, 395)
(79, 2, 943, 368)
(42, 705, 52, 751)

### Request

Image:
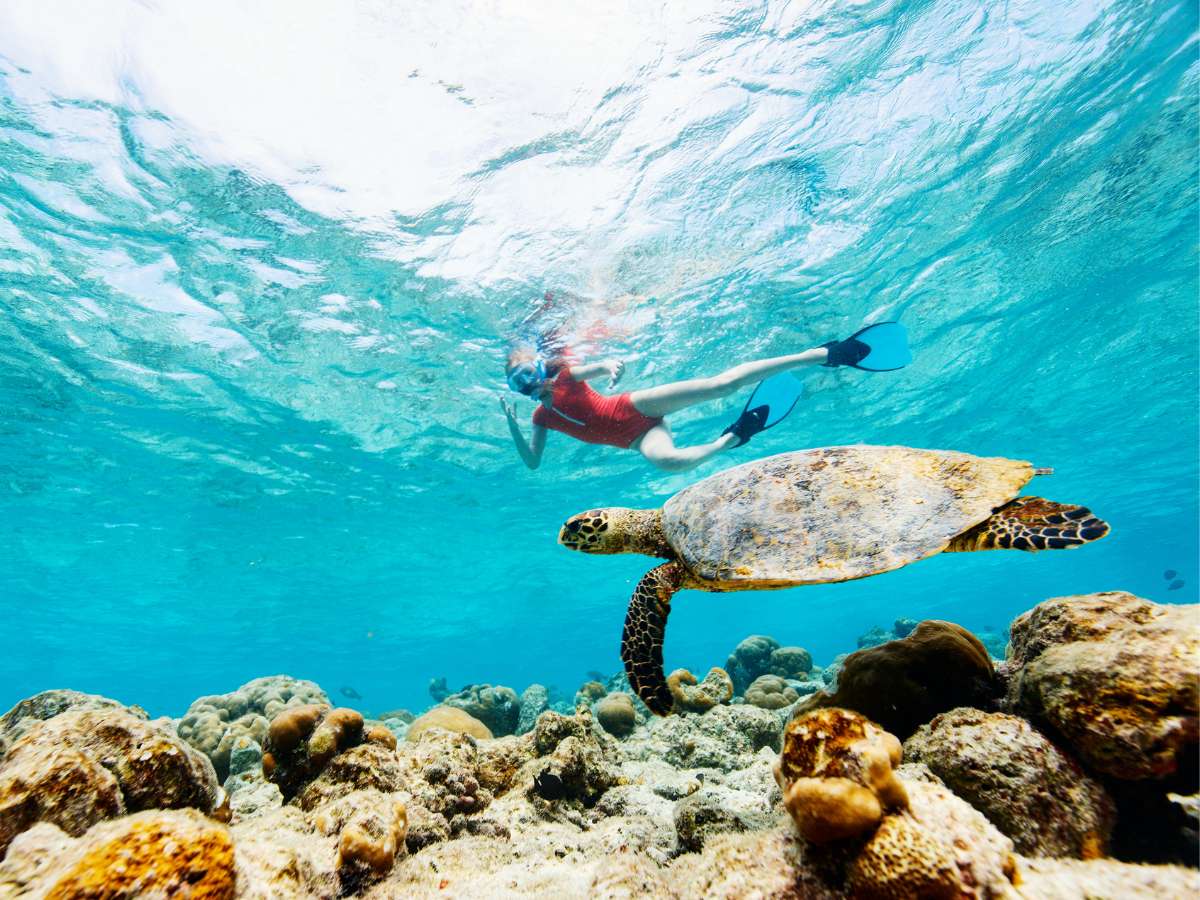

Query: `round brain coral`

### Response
(596, 693, 638, 737)
(768, 646, 813, 678)
(744, 675, 799, 710)
(406, 706, 493, 742)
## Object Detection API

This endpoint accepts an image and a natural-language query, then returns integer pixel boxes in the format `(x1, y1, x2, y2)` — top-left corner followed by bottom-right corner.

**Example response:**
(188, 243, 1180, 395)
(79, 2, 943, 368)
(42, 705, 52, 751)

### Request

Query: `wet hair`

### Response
(505, 345, 536, 375)
(505, 345, 565, 379)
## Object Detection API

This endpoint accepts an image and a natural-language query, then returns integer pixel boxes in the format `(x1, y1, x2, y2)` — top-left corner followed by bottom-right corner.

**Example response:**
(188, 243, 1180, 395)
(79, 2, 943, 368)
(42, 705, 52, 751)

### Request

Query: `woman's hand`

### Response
(499, 396, 518, 420)
(605, 358, 625, 388)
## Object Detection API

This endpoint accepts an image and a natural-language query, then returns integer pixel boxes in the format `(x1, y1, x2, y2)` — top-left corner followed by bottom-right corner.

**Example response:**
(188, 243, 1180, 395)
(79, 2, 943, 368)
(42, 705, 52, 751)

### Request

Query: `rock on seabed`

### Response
(905, 707, 1116, 858)
(1006, 591, 1199, 780)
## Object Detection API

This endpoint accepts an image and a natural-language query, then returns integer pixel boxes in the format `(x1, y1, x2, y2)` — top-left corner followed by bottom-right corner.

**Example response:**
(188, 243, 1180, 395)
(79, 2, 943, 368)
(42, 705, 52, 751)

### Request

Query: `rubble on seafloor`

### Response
(0, 591, 1196, 898)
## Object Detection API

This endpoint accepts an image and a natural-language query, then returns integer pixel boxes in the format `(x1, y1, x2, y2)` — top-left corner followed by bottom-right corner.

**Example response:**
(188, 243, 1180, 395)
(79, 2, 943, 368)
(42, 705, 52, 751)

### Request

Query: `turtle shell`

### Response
(661, 445, 1033, 587)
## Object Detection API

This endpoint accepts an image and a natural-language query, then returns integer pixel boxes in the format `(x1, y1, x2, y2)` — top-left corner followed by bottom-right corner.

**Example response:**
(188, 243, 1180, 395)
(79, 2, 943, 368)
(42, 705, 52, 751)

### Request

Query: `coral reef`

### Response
(1006, 591, 1200, 780)
(263, 704, 396, 801)
(525, 707, 621, 809)
(666, 667, 734, 713)
(796, 620, 997, 739)
(775, 707, 906, 842)
(673, 784, 780, 852)
(1015, 857, 1200, 898)
(0, 689, 145, 757)
(623, 703, 782, 771)
(177, 675, 330, 780)
(0, 707, 223, 856)
(516, 683, 549, 735)
(725, 634, 780, 694)
(744, 674, 800, 710)
(222, 733, 283, 821)
(443, 683, 521, 736)
(905, 707, 1115, 857)
(1, 585, 1195, 898)
(822, 652, 848, 687)
(596, 692, 638, 737)
(406, 705, 493, 742)
(311, 789, 408, 892)
(893, 617, 918, 638)
(846, 813, 961, 898)
(888, 776, 1018, 897)
(766, 645, 813, 679)
(531, 732, 621, 808)
(574, 680, 608, 708)
(857, 625, 892, 648)
(0, 810, 235, 899)
(375, 708, 415, 724)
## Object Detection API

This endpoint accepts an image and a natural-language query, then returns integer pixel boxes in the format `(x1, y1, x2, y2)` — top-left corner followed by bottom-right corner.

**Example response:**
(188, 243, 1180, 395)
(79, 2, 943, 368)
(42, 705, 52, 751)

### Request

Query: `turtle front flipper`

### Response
(946, 496, 1110, 553)
(622, 562, 686, 715)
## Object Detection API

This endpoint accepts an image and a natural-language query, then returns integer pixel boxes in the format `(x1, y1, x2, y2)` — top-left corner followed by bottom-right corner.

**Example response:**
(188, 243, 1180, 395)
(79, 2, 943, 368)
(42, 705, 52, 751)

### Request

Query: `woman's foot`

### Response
(721, 406, 769, 448)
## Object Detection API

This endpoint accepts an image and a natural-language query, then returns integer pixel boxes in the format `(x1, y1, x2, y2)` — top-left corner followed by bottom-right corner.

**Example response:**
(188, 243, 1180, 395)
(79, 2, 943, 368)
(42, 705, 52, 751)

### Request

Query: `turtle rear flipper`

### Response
(946, 496, 1110, 553)
(621, 562, 685, 715)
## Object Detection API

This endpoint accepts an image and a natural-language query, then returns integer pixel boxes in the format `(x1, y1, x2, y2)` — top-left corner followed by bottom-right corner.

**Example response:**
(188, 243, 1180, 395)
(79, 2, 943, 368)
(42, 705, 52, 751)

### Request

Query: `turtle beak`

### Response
(558, 516, 585, 551)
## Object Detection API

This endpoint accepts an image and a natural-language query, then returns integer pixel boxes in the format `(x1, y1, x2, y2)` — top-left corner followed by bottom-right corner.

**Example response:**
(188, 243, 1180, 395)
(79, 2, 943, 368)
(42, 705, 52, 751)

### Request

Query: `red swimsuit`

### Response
(532, 370, 663, 449)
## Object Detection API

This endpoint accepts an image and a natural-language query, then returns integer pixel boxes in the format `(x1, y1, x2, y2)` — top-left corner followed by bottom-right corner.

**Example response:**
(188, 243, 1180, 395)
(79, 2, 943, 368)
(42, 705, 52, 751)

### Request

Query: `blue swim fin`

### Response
(722, 373, 803, 447)
(823, 321, 912, 371)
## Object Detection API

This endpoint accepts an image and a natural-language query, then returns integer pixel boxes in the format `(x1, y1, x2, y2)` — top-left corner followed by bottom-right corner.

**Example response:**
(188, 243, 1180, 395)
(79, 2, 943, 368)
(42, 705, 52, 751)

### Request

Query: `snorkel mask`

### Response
(507, 359, 548, 396)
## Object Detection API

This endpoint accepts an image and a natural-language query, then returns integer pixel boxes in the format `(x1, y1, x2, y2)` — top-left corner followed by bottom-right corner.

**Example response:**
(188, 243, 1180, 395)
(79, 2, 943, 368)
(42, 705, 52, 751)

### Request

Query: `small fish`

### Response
(586, 670, 606, 682)
(1164, 569, 1177, 580)
(533, 771, 566, 801)
(1168, 579, 1185, 591)
(339, 686, 363, 700)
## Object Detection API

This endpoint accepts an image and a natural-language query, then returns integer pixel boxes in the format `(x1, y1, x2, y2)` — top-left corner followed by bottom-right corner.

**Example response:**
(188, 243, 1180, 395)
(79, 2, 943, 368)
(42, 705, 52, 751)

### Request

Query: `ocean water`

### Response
(0, 0, 1195, 720)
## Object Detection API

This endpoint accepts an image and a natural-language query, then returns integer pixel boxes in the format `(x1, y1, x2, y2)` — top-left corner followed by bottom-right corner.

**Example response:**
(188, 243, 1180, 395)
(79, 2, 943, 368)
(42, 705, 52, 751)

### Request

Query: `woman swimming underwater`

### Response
(501, 322, 907, 472)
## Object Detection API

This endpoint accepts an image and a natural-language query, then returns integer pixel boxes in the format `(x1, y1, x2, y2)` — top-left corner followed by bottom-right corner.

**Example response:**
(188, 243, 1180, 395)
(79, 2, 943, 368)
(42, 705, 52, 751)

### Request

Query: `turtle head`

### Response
(558, 507, 670, 557)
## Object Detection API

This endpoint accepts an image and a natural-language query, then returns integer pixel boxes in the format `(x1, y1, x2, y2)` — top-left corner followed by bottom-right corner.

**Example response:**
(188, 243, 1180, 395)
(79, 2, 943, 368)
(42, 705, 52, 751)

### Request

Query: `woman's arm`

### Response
(500, 398, 547, 469)
(566, 358, 624, 388)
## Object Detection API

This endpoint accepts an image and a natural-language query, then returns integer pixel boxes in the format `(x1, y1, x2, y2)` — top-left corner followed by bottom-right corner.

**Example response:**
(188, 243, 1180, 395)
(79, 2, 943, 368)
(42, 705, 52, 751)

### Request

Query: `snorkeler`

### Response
(501, 322, 909, 472)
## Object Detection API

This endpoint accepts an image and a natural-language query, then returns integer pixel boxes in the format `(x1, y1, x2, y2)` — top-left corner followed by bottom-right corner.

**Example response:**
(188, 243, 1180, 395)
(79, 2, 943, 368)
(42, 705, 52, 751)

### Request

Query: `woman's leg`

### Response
(629, 347, 827, 419)
(634, 424, 737, 473)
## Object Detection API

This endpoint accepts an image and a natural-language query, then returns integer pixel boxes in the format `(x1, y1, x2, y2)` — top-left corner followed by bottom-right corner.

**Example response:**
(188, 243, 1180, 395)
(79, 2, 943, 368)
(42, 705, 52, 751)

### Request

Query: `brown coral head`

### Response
(783, 776, 883, 843)
(857, 740, 908, 811)
(667, 669, 699, 701)
(364, 724, 398, 751)
(266, 703, 328, 753)
(667, 667, 733, 713)
(779, 707, 907, 821)
(308, 708, 365, 769)
(779, 707, 874, 782)
(595, 693, 637, 738)
(335, 799, 408, 893)
(796, 621, 997, 740)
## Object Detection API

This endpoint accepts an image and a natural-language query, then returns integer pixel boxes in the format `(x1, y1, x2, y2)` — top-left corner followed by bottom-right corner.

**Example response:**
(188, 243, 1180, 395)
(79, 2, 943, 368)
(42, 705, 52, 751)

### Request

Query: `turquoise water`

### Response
(0, 1, 1196, 719)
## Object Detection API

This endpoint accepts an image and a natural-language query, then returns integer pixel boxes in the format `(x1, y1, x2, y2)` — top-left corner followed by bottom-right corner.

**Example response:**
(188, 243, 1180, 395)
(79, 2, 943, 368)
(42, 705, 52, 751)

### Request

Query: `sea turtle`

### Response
(557, 445, 1109, 715)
